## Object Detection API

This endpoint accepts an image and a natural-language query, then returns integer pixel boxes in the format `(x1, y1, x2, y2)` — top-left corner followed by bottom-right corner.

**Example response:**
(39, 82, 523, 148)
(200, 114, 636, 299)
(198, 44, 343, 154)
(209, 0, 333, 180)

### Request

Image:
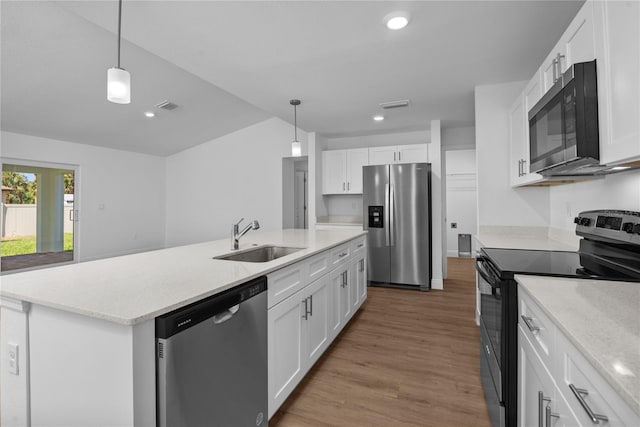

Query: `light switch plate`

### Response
(8, 342, 19, 375)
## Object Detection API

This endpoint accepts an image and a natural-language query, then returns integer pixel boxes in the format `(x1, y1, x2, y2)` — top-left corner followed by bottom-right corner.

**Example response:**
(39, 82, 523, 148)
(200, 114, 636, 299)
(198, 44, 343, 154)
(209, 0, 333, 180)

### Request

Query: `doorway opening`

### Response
(282, 157, 308, 229)
(1, 161, 78, 272)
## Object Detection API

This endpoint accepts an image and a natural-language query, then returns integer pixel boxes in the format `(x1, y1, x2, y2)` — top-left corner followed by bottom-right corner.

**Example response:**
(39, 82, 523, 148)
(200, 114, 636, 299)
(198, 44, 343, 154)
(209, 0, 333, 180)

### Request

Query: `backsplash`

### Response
(549, 169, 640, 231)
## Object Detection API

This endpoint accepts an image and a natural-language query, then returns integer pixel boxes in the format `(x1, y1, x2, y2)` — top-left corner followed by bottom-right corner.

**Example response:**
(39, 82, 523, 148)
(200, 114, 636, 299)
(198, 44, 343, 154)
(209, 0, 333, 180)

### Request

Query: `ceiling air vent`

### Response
(380, 99, 410, 109)
(155, 100, 179, 111)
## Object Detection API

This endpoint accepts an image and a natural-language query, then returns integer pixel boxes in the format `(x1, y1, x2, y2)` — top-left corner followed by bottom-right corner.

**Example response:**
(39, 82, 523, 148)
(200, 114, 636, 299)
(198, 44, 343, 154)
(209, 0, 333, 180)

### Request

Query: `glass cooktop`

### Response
(481, 248, 640, 281)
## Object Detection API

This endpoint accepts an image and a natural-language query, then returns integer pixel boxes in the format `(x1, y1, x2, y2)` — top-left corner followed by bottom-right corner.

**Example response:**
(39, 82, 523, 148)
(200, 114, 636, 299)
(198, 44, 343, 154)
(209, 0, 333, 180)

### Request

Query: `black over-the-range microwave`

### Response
(528, 59, 600, 176)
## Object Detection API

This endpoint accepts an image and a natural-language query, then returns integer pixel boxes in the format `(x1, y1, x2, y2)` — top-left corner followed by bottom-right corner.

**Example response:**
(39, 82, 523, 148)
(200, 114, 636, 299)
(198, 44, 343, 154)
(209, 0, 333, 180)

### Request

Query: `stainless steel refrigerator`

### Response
(363, 163, 432, 290)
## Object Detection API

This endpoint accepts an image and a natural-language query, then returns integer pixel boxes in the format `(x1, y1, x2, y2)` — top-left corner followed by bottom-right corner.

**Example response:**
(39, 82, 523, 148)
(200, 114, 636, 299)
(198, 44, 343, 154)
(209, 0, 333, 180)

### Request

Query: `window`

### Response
(1, 161, 78, 272)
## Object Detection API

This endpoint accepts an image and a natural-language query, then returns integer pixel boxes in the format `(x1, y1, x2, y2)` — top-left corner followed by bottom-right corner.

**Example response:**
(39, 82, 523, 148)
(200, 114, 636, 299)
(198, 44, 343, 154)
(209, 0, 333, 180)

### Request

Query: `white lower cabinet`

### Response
(519, 328, 580, 427)
(518, 285, 640, 427)
(350, 254, 367, 312)
(267, 285, 305, 418)
(268, 237, 368, 418)
(330, 266, 350, 340)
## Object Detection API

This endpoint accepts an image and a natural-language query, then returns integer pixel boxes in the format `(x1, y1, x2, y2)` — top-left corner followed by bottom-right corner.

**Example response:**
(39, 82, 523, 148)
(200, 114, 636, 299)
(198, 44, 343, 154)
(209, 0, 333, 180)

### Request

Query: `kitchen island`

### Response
(0, 229, 366, 427)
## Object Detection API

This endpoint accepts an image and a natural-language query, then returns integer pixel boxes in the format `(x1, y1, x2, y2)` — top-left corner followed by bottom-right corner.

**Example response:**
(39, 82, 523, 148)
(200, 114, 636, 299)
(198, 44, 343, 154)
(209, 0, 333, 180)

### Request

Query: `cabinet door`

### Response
(345, 148, 369, 194)
(340, 267, 352, 324)
(350, 256, 366, 313)
(329, 268, 345, 340)
(596, 0, 640, 165)
(303, 276, 331, 368)
(322, 150, 347, 194)
(368, 146, 397, 165)
(563, 0, 596, 69)
(519, 328, 579, 427)
(268, 292, 305, 418)
(397, 144, 428, 164)
(509, 94, 527, 187)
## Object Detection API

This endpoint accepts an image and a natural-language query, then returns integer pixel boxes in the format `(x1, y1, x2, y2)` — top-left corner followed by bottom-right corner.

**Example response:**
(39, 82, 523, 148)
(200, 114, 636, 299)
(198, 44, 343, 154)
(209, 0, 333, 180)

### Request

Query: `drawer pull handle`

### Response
(339, 252, 347, 258)
(521, 315, 540, 332)
(485, 344, 491, 356)
(538, 391, 551, 427)
(546, 405, 559, 426)
(357, 243, 364, 248)
(569, 384, 609, 424)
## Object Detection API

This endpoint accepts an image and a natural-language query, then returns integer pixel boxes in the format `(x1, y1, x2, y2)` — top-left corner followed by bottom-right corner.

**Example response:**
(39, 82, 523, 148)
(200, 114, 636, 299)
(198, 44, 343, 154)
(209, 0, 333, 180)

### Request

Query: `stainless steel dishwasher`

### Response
(156, 276, 267, 427)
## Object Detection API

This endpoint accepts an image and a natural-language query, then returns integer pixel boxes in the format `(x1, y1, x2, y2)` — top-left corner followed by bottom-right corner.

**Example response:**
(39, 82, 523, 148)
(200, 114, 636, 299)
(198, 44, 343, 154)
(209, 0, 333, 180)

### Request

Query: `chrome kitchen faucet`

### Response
(231, 218, 260, 250)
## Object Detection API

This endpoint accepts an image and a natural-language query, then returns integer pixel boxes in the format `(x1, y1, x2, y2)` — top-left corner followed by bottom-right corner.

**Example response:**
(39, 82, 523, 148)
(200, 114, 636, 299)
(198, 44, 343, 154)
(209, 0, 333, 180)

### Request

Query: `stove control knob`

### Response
(580, 217, 591, 226)
(622, 222, 635, 234)
(633, 223, 640, 235)
(574, 217, 581, 224)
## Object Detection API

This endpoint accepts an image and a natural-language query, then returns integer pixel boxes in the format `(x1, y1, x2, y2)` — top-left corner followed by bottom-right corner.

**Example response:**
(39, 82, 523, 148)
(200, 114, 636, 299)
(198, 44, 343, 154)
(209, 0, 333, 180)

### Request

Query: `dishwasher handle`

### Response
(212, 304, 240, 324)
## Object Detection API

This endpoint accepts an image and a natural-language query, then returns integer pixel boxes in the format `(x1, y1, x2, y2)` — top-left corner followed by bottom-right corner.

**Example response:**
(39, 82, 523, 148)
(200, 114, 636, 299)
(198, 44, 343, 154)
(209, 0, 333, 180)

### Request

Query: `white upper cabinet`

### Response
(321, 148, 369, 194)
(368, 144, 428, 165)
(510, 76, 544, 187)
(541, 1, 596, 94)
(368, 146, 397, 165)
(593, 0, 640, 165)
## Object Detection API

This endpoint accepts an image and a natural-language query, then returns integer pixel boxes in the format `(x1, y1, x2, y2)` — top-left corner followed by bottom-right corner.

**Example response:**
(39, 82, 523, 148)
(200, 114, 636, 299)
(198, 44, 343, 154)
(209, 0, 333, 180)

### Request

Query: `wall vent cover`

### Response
(380, 100, 410, 109)
(155, 100, 179, 111)
(158, 342, 164, 359)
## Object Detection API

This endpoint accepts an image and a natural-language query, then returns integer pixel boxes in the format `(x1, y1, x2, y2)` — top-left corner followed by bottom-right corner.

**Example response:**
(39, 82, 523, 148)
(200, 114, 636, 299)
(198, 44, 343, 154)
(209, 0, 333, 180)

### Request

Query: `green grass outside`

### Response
(1, 233, 74, 256)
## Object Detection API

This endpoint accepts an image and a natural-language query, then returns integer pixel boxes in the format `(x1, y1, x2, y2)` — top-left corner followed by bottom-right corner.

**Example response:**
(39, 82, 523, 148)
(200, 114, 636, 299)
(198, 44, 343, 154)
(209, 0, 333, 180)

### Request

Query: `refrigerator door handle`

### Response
(384, 183, 390, 246)
(389, 184, 395, 246)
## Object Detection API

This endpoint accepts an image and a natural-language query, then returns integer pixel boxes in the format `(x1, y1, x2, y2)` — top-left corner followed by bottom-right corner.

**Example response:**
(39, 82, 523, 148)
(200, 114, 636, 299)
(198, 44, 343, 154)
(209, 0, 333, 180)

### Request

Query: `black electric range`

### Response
(477, 210, 640, 427)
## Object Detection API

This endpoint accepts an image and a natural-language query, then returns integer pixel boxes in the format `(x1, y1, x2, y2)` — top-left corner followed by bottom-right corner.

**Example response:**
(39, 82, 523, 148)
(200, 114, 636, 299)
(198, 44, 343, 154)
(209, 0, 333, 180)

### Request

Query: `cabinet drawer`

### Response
(519, 289, 556, 370)
(307, 251, 330, 284)
(351, 236, 366, 255)
(330, 243, 351, 267)
(267, 262, 309, 309)
(556, 332, 639, 426)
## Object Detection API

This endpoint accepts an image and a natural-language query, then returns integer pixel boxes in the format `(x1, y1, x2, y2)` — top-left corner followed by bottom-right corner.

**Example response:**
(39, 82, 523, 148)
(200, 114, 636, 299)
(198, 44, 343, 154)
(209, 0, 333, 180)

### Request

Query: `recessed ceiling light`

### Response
(144, 111, 155, 118)
(373, 115, 385, 122)
(385, 13, 409, 30)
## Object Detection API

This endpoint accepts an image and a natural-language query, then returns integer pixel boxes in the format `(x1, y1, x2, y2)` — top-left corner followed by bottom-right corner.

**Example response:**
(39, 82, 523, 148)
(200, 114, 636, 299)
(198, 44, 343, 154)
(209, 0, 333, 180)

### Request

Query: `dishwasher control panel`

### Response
(156, 276, 267, 339)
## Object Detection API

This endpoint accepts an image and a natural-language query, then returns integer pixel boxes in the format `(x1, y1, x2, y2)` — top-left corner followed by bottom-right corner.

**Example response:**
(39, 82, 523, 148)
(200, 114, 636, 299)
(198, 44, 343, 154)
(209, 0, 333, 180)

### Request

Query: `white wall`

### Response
(325, 130, 430, 150)
(165, 117, 307, 246)
(549, 170, 640, 231)
(430, 120, 446, 288)
(445, 150, 477, 256)
(474, 82, 550, 228)
(0, 131, 166, 261)
(442, 126, 475, 150)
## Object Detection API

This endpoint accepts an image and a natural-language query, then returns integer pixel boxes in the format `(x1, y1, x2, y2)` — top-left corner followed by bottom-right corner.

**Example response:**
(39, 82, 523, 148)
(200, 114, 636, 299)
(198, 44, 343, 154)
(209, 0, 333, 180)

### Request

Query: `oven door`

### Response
(476, 255, 505, 427)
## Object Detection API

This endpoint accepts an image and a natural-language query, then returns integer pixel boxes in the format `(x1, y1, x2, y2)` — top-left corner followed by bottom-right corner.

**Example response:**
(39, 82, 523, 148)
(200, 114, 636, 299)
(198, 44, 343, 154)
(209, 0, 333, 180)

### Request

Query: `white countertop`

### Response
(516, 275, 640, 414)
(316, 215, 363, 226)
(476, 226, 579, 251)
(0, 229, 366, 325)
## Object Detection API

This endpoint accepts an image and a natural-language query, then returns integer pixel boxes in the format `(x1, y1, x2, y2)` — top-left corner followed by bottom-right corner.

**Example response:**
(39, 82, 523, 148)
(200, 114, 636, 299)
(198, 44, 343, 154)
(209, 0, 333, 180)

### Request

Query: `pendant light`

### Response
(290, 99, 302, 157)
(107, 0, 131, 104)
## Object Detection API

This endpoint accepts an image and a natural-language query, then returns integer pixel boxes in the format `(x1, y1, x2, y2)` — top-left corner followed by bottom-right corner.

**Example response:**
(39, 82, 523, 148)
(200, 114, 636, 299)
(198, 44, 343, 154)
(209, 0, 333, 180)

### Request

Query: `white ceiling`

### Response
(1, 1, 584, 156)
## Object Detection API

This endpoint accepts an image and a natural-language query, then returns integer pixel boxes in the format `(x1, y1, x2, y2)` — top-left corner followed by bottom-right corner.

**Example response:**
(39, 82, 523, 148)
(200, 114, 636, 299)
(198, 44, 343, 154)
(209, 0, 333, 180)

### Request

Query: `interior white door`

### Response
(294, 170, 307, 229)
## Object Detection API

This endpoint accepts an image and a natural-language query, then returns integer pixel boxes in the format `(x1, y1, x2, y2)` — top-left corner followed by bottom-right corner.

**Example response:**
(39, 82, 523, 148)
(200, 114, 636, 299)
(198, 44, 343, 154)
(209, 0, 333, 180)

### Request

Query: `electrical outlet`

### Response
(8, 342, 19, 375)
(451, 223, 458, 229)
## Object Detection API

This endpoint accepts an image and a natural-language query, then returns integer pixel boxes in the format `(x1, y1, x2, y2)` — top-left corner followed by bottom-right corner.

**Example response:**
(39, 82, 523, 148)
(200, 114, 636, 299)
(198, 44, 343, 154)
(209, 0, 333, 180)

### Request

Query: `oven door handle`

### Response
(476, 257, 500, 287)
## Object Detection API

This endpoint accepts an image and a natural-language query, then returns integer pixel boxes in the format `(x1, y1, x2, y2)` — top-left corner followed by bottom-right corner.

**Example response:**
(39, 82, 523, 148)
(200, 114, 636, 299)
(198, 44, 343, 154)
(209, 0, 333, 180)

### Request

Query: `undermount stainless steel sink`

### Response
(214, 245, 305, 263)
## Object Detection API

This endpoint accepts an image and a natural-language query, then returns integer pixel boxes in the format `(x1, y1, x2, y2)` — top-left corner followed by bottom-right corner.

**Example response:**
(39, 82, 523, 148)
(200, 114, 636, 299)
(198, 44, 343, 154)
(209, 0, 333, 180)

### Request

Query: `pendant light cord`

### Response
(117, 0, 122, 69)
(294, 104, 298, 142)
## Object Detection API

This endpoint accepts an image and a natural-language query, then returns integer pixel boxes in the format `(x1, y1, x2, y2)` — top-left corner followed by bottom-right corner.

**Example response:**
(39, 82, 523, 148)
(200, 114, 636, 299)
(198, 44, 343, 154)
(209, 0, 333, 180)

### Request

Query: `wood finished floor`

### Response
(270, 257, 490, 427)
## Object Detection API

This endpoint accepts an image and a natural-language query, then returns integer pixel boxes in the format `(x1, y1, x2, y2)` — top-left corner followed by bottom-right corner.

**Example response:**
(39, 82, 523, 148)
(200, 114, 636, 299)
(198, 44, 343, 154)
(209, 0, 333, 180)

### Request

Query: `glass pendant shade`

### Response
(291, 140, 302, 157)
(107, 67, 131, 104)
